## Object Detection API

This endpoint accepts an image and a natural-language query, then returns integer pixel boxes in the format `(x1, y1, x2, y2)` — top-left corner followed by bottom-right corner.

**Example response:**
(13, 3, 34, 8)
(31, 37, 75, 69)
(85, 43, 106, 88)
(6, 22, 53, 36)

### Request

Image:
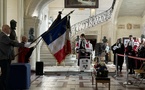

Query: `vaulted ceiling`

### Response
(118, 0, 145, 17)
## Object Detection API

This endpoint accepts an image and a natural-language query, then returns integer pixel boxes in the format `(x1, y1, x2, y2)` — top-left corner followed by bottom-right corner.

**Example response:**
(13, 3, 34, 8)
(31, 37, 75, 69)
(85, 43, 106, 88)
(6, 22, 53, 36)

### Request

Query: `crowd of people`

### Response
(111, 35, 145, 74)
(1, 24, 145, 89)
(75, 33, 145, 75)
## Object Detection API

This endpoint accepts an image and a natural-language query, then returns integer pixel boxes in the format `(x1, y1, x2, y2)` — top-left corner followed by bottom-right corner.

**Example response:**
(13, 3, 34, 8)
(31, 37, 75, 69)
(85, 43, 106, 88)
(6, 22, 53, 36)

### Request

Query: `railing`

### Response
(70, 0, 116, 38)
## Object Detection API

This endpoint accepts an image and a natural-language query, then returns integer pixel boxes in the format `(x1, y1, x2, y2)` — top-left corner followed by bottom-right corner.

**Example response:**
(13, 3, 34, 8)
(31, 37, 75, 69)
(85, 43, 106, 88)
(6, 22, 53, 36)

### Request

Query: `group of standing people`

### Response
(0, 20, 34, 90)
(75, 33, 145, 75)
(111, 35, 145, 74)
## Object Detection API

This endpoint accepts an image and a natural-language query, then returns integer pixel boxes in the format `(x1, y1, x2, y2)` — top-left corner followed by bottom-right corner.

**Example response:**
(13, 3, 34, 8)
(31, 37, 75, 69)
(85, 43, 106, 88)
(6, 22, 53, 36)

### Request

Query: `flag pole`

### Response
(30, 10, 74, 45)
(14, 38, 42, 57)
(14, 10, 74, 57)
(64, 10, 75, 18)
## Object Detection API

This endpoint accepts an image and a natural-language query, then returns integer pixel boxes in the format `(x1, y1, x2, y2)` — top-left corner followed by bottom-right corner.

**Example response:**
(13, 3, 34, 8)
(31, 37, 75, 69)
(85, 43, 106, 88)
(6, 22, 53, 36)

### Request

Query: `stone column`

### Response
(0, 0, 7, 28)
(17, 0, 24, 41)
(0, 0, 3, 28)
(24, 16, 40, 70)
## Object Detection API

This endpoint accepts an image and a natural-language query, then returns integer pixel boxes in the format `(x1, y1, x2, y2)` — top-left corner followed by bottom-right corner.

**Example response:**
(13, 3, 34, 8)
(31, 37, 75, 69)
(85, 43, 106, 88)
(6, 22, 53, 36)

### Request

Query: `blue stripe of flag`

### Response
(41, 17, 67, 45)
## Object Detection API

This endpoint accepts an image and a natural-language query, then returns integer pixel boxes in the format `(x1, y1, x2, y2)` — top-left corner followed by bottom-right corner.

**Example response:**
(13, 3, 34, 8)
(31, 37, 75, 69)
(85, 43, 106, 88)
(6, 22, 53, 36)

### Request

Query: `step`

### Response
(40, 50, 51, 54)
(40, 54, 54, 58)
(41, 58, 77, 66)
(43, 61, 76, 66)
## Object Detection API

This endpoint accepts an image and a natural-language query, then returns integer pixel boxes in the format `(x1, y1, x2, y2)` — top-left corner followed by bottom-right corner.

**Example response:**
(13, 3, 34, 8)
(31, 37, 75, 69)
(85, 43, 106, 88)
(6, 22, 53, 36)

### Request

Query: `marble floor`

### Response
(29, 62, 145, 90)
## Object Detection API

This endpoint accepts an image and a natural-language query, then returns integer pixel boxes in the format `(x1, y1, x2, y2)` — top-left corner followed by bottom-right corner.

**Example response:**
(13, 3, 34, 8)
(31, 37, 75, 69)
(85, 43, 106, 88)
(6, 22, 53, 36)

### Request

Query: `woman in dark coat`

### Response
(111, 38, 125, 73)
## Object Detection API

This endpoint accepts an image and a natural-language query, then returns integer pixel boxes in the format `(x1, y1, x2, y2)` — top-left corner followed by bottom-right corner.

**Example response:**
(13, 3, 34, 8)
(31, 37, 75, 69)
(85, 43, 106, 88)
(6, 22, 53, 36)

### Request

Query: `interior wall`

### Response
(141, 15, 145, 35)
(101, 22, 110, 42)
(48, 0, 114, 25)
(48, 0, 90, 25)
(117, 16, 142, 39)
(7, 0, 18, 25)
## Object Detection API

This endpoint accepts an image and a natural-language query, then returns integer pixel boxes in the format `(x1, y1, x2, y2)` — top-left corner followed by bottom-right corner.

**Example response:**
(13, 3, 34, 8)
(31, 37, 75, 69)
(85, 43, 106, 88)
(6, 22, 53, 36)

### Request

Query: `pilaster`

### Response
(24, 16, 40, 70)
(0, 0, 7, 29)
(17, 0, 24, 41)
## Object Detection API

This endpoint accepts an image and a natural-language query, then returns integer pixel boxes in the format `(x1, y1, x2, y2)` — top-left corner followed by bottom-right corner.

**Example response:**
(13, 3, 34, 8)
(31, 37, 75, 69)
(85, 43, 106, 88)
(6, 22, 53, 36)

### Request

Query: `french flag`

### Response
(41, 15, 71, 64)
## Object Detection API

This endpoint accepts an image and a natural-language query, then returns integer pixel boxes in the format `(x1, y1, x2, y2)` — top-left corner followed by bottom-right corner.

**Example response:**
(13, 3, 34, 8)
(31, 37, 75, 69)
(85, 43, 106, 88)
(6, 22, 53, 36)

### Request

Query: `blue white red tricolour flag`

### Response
(41, 14, 71, 64)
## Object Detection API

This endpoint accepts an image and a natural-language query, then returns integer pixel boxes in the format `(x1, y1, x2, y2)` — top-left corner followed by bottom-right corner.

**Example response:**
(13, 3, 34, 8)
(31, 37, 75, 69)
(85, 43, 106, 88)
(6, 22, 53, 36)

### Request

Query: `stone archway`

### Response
(25, 0, 54, 17)
(24, 0, 55, 69)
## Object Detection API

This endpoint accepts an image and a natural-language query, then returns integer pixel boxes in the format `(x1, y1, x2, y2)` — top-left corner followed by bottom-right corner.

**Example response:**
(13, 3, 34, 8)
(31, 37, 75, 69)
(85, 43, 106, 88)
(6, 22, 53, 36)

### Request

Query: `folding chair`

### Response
(134, 62, 145, 86)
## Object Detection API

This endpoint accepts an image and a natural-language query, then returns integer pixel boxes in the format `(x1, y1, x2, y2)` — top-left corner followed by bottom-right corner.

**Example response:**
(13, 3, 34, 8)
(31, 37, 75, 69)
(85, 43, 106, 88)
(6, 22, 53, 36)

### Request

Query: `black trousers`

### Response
(0, 60, 11, 90)
(128, 58, 135, 73)
(105, 53, 108, 64)
(78, 49, 86, 66)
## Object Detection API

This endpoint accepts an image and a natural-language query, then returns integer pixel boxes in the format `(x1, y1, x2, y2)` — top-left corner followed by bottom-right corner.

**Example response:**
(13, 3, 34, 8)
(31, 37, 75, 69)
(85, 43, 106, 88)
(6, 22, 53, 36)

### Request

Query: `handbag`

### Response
(97, 70, 108, 77)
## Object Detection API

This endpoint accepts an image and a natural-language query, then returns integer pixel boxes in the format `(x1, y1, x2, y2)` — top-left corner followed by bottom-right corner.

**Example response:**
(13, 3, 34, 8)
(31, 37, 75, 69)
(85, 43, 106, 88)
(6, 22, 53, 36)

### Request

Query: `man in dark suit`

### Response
(0, 24, 30, 90)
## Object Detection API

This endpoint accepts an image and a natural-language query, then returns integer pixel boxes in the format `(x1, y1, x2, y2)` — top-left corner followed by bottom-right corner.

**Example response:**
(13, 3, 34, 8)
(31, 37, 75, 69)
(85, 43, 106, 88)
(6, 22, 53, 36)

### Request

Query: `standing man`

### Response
(126, 35, 135, 74)
(0, 24, 30, 90)
(18, 36, 34, 63)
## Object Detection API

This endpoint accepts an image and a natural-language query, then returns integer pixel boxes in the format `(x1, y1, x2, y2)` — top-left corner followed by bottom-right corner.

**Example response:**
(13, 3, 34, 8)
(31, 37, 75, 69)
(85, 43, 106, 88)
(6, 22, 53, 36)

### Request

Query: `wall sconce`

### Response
(90, 9, 96, 17)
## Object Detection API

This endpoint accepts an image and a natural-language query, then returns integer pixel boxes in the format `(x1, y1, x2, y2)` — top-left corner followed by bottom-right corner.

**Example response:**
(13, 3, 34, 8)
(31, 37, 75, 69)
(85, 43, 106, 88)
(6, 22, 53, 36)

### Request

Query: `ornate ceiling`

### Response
(118, 0, 145, 17)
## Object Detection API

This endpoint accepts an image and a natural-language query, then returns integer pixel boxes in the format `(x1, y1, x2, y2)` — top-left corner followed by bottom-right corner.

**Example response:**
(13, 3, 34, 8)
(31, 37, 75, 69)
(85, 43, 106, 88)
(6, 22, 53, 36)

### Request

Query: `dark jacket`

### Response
(111, 43, 125, 66)
(0, 32, 24, 60)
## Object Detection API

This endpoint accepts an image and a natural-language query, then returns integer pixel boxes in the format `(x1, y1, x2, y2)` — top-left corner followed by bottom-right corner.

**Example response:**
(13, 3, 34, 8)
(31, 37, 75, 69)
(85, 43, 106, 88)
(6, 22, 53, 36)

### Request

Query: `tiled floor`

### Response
(29, 62, 145, 90)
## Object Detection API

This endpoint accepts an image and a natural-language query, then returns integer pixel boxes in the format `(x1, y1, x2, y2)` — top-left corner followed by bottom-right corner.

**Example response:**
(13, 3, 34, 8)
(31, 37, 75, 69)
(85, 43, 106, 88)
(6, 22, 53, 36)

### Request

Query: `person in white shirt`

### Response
(75, 33, 89, 66)
(86, 40, 93, 53)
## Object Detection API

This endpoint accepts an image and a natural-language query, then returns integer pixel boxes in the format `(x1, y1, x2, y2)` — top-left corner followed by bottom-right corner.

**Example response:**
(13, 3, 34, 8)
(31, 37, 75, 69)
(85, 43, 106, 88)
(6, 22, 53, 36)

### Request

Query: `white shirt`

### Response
(105, 45, 110, 53)
(86, 42, 93, 53)
(128, 39, 134, 48)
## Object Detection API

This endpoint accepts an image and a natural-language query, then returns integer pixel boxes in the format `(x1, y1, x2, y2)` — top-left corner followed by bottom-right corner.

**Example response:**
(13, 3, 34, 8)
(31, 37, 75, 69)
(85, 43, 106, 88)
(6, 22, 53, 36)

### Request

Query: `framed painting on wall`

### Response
(65, 0, 99, 8)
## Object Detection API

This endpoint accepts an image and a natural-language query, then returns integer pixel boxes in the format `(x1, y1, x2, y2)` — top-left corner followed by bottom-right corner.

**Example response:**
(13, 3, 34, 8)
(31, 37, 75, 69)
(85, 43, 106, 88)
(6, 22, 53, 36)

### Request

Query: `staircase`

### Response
(71, 0, 116, 39)
(40, 42, 77, 66)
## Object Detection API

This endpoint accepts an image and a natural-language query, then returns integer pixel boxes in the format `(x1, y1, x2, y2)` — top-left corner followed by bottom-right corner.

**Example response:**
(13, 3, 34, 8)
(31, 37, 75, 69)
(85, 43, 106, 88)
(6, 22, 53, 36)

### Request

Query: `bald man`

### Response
(0, 25, 29, 90)
(18, 36, 34, 63)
